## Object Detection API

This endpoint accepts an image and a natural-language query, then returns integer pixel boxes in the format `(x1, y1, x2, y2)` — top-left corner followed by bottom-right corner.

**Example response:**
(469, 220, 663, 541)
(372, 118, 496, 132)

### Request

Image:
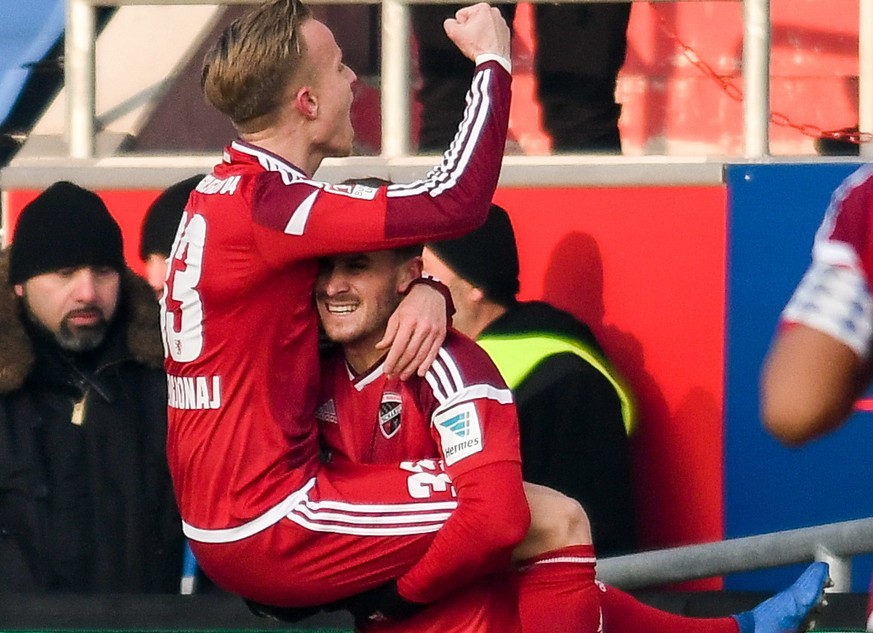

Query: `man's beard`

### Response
(56, 316, 108, 352)
(22, 302, 110, 353)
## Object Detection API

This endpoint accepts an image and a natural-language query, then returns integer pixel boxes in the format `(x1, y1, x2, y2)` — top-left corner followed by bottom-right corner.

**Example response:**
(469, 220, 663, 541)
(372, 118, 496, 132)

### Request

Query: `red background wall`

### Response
(493, 187, 727, 566)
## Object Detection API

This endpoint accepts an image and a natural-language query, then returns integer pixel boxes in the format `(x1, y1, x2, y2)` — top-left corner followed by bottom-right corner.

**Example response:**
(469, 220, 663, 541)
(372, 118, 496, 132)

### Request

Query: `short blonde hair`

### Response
(201, 0, 312, 132)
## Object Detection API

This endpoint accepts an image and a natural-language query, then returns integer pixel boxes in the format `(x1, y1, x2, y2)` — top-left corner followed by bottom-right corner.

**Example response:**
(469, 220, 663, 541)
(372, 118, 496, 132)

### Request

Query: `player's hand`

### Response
(342, 580, 426, 623)
(377, 282, 447, 380)
(444, 3, 511, 62)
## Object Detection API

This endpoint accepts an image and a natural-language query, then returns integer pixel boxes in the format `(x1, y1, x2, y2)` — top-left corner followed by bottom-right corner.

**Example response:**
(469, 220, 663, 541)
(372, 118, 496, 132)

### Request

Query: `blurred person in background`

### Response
(424, 203, 637, 556)
(411, 2, 630, 154)
(0, 181, 183, 592)
(139, 175, 204, 298)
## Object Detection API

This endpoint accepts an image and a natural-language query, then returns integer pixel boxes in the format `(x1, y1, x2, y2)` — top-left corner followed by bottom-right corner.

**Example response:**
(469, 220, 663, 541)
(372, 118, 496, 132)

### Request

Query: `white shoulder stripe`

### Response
(424, 368, 448, 404)
(386, 68, 492, 200)
(433, 384, 514, 419)
(437, 347, 464, 388)
(284, 189, 318, 235)
(423, 346, 514, 410)
(431, 70, 491, 197)
(424, 349, 463, 404)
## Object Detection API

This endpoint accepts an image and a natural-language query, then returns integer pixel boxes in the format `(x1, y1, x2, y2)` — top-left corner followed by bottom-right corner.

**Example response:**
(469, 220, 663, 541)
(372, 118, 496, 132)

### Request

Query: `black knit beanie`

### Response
(8, 181, 124, 285)
(427, 204, 520, 305)
(139, 174, 203, 261)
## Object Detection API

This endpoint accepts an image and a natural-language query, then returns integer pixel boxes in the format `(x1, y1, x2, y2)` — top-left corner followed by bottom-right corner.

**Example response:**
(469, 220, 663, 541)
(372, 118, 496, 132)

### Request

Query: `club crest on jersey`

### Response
(378, 391, 402, 439)
(434, 402, 482, 465)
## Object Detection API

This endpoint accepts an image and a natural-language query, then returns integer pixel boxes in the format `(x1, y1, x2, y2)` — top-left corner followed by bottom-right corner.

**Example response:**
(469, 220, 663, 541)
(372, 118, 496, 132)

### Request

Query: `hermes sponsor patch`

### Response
(435, 402, 482, 465)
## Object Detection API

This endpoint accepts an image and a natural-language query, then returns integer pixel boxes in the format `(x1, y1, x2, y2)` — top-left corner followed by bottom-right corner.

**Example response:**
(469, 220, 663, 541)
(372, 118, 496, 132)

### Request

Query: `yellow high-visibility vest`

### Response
(477, 333, 635, 435)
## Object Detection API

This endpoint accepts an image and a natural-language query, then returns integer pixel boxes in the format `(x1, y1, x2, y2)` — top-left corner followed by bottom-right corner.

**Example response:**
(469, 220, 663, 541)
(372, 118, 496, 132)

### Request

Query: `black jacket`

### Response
(479, 301, 637, 555)
(0, 250, 183, 593)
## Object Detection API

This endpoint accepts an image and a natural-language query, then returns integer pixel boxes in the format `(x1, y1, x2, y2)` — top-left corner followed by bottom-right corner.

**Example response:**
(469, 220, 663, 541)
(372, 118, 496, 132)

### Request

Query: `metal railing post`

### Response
(66, 0, 97, 159)
(814, 546, 852, 593)
(380, 0, 411, 158)
(860, 0, 873, 158)
(742, 0, 770, 158)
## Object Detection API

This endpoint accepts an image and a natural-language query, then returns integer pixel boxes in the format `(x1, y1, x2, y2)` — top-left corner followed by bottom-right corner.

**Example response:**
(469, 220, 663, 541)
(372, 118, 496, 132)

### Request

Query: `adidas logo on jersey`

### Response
(434, 402, 483, 466)
(315, 399, 338, 424)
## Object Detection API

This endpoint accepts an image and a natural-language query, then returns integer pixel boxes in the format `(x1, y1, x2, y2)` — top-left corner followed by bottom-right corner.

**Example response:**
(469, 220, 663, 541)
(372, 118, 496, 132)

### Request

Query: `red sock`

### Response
(515, 544, 601, 633)
(601, 584, 738, 633)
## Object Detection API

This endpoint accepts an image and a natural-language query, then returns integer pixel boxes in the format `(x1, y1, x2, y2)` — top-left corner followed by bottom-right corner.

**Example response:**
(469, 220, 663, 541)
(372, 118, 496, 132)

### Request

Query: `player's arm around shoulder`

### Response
(393, 332, 528, 605)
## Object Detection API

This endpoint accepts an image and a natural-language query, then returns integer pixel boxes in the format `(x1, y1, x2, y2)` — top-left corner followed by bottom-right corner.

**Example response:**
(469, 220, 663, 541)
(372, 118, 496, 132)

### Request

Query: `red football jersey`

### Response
(815, 165, 873, 278)
(318, 330, 521, 477)
(318, 330, 523, 633)
(161, 59, 511, 538)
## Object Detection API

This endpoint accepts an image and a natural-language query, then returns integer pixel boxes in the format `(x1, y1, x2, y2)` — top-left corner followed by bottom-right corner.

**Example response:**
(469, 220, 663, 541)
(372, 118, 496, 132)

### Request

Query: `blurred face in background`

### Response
(144, 253, 168, 299)
(421, 247, 483, 338)
(15, 265, 121, 352)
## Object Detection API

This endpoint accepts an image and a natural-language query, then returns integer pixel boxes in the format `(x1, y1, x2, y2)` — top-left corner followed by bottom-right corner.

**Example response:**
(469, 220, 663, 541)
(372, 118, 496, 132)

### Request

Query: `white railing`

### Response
(65, 0, 873, 160)
(598, 517, 873, 593)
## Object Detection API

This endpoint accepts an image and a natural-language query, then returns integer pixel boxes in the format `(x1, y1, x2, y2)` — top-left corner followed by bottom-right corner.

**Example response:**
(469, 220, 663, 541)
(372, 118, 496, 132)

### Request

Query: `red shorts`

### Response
(188, 459, 458, 607)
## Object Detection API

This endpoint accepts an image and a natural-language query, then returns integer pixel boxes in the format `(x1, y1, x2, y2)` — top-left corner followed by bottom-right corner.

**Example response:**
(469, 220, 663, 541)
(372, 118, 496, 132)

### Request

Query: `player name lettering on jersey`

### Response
(167, 374, 222, 410)
(195, 173, 241, 196)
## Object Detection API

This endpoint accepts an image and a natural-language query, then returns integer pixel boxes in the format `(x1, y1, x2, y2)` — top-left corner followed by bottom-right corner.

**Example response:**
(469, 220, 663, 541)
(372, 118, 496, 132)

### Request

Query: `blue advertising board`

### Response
(725, 162, 873, 591)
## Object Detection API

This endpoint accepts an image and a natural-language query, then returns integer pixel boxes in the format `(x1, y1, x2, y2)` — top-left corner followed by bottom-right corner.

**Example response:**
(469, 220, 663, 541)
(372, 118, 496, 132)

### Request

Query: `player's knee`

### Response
(513, 483, 592, 561)
(552, 493, 591, 546)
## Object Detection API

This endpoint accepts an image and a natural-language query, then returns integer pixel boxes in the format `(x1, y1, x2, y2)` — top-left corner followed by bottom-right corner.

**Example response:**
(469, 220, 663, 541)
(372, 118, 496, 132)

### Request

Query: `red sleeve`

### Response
(395, 460, 529, 604)
(250, 61, 511, 264)
(395, 333, 528, 603)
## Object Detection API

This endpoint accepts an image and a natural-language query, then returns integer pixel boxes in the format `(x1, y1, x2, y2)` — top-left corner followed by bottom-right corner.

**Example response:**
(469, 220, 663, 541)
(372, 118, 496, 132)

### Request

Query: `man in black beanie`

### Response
(424, 203, 639, 556)
(0, 181, 184, 593)
(139, 175, 204, 297)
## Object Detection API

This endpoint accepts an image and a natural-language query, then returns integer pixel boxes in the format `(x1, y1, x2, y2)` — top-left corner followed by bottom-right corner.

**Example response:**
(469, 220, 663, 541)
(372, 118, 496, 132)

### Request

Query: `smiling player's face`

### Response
(316, 251, 405, 352)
